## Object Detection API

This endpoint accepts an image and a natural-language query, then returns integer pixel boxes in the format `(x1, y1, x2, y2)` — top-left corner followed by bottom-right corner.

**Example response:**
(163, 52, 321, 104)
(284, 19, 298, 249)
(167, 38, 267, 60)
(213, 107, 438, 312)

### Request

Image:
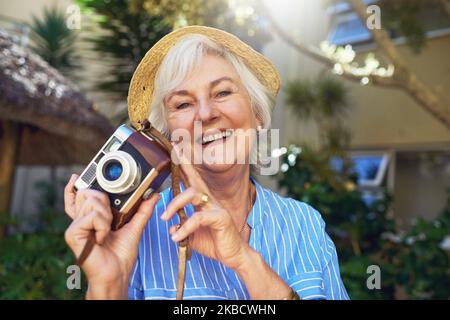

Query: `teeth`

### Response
(201, 129, 233, 144)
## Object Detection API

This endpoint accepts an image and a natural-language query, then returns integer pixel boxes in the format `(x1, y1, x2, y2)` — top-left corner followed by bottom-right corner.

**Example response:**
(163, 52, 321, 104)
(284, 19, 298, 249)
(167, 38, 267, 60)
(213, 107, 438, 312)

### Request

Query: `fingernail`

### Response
(160, 211, 167, 220)
(171, 232, 180, 241)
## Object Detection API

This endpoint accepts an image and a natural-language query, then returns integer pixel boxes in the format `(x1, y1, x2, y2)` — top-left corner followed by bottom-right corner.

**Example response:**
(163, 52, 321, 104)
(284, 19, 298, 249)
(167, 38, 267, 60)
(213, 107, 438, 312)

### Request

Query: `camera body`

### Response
(74, 124, 171, 230)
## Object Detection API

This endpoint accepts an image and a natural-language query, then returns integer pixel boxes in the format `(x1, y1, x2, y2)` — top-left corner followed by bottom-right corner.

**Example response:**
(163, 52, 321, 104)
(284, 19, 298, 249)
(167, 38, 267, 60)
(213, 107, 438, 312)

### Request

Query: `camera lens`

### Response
(103, 160, 123, 181)
(96, 150, 141, 194)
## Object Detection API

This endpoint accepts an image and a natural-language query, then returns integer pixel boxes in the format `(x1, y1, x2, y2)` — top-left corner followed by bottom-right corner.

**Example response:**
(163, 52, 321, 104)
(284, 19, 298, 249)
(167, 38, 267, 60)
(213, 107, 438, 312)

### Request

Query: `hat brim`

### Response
(127, 25, 280, 129)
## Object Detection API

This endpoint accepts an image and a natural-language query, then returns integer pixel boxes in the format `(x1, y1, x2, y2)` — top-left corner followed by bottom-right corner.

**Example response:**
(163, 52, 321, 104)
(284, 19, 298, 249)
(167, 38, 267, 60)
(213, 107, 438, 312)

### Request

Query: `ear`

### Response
(255, 115, 263, 129)
(250, 102, 264, 129)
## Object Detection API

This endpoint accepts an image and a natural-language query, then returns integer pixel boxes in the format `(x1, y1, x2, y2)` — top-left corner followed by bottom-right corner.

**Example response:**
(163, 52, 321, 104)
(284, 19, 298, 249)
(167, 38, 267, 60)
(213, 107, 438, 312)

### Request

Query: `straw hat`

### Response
(127, 25, 281, 129)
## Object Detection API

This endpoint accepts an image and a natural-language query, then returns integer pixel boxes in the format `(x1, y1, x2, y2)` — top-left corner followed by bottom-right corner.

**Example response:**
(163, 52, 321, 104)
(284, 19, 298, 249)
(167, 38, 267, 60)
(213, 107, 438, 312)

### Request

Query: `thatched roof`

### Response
(0, 29, 114, 165)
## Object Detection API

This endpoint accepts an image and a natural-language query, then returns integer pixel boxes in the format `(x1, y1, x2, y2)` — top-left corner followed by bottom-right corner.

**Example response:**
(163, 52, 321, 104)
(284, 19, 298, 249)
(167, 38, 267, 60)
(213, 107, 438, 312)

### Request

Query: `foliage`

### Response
(285, 75, 352, 153)
(276, 144, 397, 299)
(76, 0, 171, 110)
(380, 0, 426, 52)
(278, 70, 449, 299)
(29, 6, 81, 78)
(275, 144, 450, 299)
(131, 0, 272, 51)
(0, 180, 86, 299)
(76, 0, 272, 122)
(379, 0, 450, 54)
(285, 76, 349, 121)
(387, 194, 450, 299)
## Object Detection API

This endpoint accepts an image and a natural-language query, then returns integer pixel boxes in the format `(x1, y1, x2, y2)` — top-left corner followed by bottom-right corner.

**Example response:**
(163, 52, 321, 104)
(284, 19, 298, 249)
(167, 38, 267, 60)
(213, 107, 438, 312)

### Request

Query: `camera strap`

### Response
(139, 120, 191, 300)
(76, 121, 191, 300)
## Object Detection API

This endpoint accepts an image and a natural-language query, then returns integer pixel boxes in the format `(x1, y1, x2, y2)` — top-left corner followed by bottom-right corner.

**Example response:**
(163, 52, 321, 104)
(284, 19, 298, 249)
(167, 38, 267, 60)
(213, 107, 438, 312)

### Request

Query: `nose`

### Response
(196, 97, 219, 123)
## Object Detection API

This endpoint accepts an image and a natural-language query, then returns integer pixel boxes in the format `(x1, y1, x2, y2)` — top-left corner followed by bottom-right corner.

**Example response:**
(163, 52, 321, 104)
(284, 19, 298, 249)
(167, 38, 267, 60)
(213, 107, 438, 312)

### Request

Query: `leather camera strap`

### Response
(76, 121, 191, 300)
(139, 120, 191, 300)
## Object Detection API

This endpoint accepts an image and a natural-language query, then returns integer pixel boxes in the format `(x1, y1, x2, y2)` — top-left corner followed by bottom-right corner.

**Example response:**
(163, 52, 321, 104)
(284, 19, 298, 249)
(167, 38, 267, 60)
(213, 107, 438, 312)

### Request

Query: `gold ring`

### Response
(200, 193, 209, 205)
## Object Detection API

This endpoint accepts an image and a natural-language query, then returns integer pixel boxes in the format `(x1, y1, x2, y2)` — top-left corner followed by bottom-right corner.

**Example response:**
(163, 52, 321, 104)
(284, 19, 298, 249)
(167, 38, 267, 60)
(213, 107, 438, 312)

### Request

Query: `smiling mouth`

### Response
(199, 129, 234, 145)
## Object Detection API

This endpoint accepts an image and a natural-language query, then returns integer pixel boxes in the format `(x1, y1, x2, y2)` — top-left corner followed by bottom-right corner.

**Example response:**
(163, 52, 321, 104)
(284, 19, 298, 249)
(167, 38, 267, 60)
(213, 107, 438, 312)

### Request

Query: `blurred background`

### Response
(0, 0, 448, 299)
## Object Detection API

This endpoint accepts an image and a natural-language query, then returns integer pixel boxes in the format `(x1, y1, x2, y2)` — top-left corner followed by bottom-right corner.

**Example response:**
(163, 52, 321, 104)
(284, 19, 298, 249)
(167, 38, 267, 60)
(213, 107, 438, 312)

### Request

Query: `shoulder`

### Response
(256, 182, 335, 275)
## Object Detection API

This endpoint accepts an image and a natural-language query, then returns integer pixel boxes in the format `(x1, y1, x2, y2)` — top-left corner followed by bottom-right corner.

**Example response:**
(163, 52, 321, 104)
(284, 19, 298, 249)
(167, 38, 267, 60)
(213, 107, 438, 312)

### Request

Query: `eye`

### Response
(216, 90, 231, 98)
(176, 102, 190, 110)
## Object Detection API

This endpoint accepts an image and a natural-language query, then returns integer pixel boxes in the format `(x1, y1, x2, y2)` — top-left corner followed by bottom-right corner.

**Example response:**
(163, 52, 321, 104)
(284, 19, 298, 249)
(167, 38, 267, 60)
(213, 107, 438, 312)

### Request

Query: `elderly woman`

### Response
(64, 26, 349, 300)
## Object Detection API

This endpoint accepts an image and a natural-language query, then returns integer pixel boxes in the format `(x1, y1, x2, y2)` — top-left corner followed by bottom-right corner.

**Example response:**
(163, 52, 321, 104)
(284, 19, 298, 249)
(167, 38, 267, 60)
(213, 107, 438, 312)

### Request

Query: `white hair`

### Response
(148, 34, 276, 169)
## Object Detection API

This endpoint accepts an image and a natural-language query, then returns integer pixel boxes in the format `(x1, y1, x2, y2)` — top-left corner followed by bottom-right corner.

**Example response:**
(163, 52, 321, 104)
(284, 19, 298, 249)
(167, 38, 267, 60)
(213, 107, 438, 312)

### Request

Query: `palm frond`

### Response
(29, 6, 81, 77)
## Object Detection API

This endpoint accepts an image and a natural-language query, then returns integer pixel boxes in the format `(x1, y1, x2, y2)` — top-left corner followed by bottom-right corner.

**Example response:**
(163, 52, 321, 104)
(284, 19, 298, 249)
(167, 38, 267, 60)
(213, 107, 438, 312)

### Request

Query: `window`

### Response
(330, 151, 391, 207)
(326, 0, 450, 47)
(351, 153, 390, 187)
(328, 12, 371, 46)
(330, 152, 390, 186)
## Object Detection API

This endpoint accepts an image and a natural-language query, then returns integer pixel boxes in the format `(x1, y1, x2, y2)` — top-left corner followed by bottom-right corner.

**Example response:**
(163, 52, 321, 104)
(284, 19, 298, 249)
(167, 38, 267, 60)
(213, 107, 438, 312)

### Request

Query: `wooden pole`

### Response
(0, 121, 20, 240)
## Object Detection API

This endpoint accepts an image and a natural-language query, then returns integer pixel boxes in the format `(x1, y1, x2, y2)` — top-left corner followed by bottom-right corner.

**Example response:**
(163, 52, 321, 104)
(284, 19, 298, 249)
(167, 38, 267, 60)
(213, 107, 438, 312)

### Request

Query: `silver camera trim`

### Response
(96, 150, 142, 194)
(74, 125, 134, 191)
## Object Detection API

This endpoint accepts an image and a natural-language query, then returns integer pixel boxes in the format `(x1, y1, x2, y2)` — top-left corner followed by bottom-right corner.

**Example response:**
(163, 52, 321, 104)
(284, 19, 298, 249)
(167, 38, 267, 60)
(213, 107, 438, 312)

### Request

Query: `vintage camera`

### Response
(74, 124, 171, 230)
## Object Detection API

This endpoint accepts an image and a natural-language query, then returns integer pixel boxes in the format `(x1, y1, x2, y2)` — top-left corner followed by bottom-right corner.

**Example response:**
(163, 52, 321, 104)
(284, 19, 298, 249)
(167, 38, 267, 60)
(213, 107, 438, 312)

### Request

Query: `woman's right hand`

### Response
(63, 174, 160, 299)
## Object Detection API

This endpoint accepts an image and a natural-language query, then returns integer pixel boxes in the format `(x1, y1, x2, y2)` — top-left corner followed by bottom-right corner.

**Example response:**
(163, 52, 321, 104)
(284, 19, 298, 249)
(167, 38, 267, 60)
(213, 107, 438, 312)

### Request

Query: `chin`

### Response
(197, 156, 248, 174)
(200, 162, 234, 173)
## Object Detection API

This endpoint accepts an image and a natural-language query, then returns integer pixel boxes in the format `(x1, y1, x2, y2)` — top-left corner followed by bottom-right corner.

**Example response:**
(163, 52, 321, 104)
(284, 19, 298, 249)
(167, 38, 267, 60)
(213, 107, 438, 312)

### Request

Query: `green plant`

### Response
(390, 193, 450, 299)
(276, 144, 397, 299)
(275, 144, 450, 299)
(76, 0, 171, 113)
(29, 6, 81, 77)
(0, 180, 86, 299)
(285, 75, 352, 153)
(278, 70, 450, 299)
(285, 76, 349, 120)
(131, 0, 272, 51)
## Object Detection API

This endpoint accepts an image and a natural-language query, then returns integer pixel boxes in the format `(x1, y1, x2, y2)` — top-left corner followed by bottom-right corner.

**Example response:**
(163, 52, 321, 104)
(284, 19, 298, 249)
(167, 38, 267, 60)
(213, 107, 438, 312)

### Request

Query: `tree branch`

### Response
(347, 0, 450, 129)
(440, 0, 450, 19)
(260, 3, 400, 89)
(259, 0, 450, 129)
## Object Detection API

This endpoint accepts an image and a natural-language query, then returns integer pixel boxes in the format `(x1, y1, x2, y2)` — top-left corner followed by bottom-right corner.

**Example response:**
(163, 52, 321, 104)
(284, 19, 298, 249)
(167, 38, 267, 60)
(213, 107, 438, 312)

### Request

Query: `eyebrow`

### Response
(210, 76, 234, 88)
(166, 76, 235, 103)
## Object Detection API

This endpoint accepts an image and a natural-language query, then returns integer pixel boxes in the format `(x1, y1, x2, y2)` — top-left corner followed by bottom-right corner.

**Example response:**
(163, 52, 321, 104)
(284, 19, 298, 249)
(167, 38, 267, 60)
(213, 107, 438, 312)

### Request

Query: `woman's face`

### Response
(164, 54, 258, 173)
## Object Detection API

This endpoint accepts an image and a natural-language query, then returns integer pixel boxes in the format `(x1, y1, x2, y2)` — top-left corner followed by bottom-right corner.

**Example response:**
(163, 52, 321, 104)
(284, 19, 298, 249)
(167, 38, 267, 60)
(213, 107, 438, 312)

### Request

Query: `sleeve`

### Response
(284, 201, 349, 300)
(128, 255, 144, 300)
(318, 216, 350, 300)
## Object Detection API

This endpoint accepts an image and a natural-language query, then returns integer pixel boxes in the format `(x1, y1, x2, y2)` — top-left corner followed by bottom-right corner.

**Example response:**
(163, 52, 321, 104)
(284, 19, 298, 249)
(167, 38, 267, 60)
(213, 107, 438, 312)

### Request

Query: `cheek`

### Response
(166, 112, 198, 146)
(221, 98, 254, 128)
(166, 111, 195, 132)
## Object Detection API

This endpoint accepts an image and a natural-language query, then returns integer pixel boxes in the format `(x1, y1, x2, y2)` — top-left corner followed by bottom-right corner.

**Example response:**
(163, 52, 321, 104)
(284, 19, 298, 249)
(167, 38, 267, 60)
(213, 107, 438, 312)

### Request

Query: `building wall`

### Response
(394, 153, 449, 229)
(347, 37, 450, 147)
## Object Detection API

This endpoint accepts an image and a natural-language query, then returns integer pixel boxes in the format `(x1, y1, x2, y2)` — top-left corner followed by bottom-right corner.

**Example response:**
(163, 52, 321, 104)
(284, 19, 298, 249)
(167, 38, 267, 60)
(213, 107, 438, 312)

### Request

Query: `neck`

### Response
(197, 164, 255, 228)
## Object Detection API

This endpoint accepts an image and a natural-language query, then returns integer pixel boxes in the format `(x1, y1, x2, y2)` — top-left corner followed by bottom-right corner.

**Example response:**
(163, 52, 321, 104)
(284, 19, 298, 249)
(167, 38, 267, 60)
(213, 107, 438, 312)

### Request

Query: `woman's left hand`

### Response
(160, 144, 250, 271)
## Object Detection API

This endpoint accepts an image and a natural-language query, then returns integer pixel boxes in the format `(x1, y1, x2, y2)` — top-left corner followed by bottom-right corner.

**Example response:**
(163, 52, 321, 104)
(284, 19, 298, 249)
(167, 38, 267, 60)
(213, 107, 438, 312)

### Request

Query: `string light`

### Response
(320, 41, 395, 82)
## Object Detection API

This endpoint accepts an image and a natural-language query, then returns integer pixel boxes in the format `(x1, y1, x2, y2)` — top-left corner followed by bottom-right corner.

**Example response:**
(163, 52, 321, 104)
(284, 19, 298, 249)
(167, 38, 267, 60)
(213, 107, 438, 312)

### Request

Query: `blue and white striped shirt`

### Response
(128, 177, 349, 300)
